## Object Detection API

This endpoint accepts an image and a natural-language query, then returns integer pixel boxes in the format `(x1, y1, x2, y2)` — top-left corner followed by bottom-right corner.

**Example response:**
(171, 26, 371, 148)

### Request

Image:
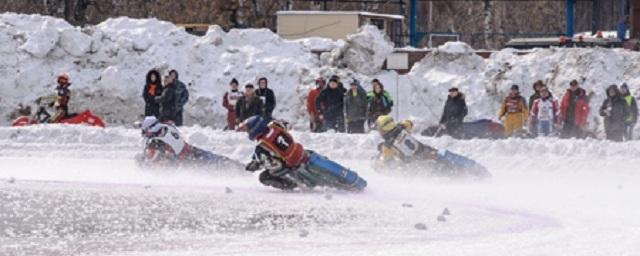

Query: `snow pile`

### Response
(3, 13, 640, 133)
(0, 13, 322, 127)
(329, 25, 395, 75)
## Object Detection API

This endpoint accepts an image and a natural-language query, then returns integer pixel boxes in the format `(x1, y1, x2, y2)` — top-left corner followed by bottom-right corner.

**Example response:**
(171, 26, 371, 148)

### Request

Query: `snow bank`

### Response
(2, 13, 640, 134)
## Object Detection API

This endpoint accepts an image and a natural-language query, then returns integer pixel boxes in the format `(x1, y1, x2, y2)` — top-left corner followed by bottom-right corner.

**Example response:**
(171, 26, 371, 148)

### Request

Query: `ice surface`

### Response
(1, 125, 640, 255)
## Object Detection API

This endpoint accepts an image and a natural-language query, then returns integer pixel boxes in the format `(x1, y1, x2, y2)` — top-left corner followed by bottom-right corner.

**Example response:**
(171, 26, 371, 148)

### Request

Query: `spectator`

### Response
(256, 77, 276, 119)
(235, 83, 263, 125)
(306, 77, 325, 132)
(620, 83, 638, 140)
(169, 70, 189, 126)
(367, 79, 393, 128)
(142, 69, 163, 117)
(498, 84, 528, 137)
(439, 87, 468, 138)
(528, 80, 546, 136)
(155, 73, 178, 123)
(599, 85, 628, 142)
(559, 80, 590, 139)
(222, 78, 243, 130)
(316, 78, 346, 132)
(344, 79, 368, 134)
(530, 88, 559, 137)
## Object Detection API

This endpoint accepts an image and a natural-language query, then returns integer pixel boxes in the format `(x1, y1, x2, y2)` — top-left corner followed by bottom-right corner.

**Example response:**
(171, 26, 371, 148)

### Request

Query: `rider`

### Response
(375, 115, 438, 164)
(374, 115, 489, 177)
(139, 116, 240, 168)
(241, 115, 367, 191)
(50, 73, 72, 123)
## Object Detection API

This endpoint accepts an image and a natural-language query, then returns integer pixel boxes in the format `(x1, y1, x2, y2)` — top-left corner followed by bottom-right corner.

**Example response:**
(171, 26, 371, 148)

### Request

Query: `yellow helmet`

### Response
(375, 115, 396, 133)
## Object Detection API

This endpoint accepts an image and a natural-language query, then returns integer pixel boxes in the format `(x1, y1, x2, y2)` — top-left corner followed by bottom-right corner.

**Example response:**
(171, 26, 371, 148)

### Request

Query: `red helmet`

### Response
(57, 72, 70, 84)
(315, 77, 326, 87)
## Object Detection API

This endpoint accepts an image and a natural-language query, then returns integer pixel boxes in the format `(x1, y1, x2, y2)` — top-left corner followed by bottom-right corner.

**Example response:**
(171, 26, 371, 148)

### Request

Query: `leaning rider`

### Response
(375, 115, 438, 163)
(241, 115, 367, 191)
(139, 116, 231, 167)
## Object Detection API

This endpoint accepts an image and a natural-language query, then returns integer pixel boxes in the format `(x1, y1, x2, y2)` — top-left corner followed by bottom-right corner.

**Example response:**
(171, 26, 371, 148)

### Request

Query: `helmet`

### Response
(57, 72, 70, 84)
(242, 115, 269, 140)
(140, 116, 161, 138)
(375, 115, 396, 133)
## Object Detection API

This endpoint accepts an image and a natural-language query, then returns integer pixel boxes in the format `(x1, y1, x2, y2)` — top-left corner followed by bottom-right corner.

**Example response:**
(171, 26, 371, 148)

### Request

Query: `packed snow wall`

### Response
(2, 13, 640, 132)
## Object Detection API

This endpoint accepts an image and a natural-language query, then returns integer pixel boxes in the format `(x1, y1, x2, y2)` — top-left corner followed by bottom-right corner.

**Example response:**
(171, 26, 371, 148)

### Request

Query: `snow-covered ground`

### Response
(1, 125, 639, 255)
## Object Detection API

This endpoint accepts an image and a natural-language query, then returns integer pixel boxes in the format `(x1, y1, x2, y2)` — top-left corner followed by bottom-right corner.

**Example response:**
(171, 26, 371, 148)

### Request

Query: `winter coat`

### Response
(54, 84, 71, 109)
(256, 86, 276, 117)
(155, 84, 178, 122)
(560, 88, 590, 127)
(142, 70, 163, 117)
(316, 86, 346, 120)
(623, 93, 638, 125)
(439, 93, 468, 135)
(222, 89, 243, 112)
(499, 94, 528, 136)
(306, 88, 322, 119)
(531, 96, 559, 123)
(600, 86, 628, 140)
(235, 95, 264, 123)
(367, 89, 393, 122)
(344, 85, 368, 122)
(173, 80, 189, 112)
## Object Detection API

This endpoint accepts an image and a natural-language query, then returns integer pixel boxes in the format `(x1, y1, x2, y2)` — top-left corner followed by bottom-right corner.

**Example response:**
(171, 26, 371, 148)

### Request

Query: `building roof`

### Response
(276, 11, 404, 20)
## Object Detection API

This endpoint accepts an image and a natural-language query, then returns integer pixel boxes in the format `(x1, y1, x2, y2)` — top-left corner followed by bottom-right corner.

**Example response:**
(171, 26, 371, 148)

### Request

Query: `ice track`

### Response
(1, 125, 639, 256)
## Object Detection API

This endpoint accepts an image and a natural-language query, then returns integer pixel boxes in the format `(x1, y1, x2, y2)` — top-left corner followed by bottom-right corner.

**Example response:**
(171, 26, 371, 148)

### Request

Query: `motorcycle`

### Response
(249, 151, 367, 192)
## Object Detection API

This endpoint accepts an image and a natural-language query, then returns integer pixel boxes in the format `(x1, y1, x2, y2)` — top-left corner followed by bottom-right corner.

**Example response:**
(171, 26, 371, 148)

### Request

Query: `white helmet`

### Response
(141, 116, 161, 137)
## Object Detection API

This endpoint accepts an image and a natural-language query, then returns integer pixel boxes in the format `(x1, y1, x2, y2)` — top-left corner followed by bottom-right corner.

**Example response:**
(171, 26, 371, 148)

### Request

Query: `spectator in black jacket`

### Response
(170, 70, 189, 126)
(316, 78, 346, 132)
(599, 85, 629, 142)
(142, 69, 163, 117)
(155, 74, 178, 123)
(439, 87, 468, 138)
(256, 77, 276, 119)
(235, 84, 264, 126)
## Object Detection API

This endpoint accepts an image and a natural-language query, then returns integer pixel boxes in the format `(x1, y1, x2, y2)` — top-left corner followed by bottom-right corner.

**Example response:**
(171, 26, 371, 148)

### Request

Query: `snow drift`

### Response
(2, 13, 640, 134)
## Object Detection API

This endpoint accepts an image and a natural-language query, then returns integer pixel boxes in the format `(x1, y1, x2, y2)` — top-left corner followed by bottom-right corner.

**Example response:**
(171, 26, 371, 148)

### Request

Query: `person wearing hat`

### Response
(344, 79, 368, 133)
(599, 84, 629, 142)
(234, 83, 263, 127)
(315, 78, 346, 132)
(49, 72, 72, 123)
(498, 84, 529, 136)
(222, 78, 243, 130)
(142, 69, 163, 118)
(438, 87, 468, 138)
(306, 77, 326, 132)
(559, 79, 590, 139)
(620, 83, 638, 140)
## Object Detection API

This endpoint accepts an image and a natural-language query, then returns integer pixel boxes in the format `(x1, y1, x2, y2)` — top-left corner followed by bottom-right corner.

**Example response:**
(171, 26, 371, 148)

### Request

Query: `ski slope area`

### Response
(1, 125, 640, 255)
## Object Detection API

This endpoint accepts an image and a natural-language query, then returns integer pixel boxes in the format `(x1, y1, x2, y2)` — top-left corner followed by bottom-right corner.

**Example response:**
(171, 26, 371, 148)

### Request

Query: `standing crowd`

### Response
(138, 69, 638, 142)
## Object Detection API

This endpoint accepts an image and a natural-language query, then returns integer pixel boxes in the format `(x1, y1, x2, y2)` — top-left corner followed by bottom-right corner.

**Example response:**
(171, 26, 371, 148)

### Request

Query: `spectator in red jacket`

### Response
(222, 78, 243, 130)
(306, 77, 325, 132)
(559, 80, 590, 139)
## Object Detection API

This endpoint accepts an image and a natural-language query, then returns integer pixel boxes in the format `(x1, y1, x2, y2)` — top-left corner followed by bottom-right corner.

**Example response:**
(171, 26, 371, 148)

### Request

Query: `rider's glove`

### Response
(245, 161, 261, 172)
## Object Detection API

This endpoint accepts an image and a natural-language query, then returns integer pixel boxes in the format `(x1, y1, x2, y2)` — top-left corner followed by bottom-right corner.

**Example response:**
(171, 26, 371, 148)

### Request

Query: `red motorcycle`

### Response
(11, 98, 105, 128)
